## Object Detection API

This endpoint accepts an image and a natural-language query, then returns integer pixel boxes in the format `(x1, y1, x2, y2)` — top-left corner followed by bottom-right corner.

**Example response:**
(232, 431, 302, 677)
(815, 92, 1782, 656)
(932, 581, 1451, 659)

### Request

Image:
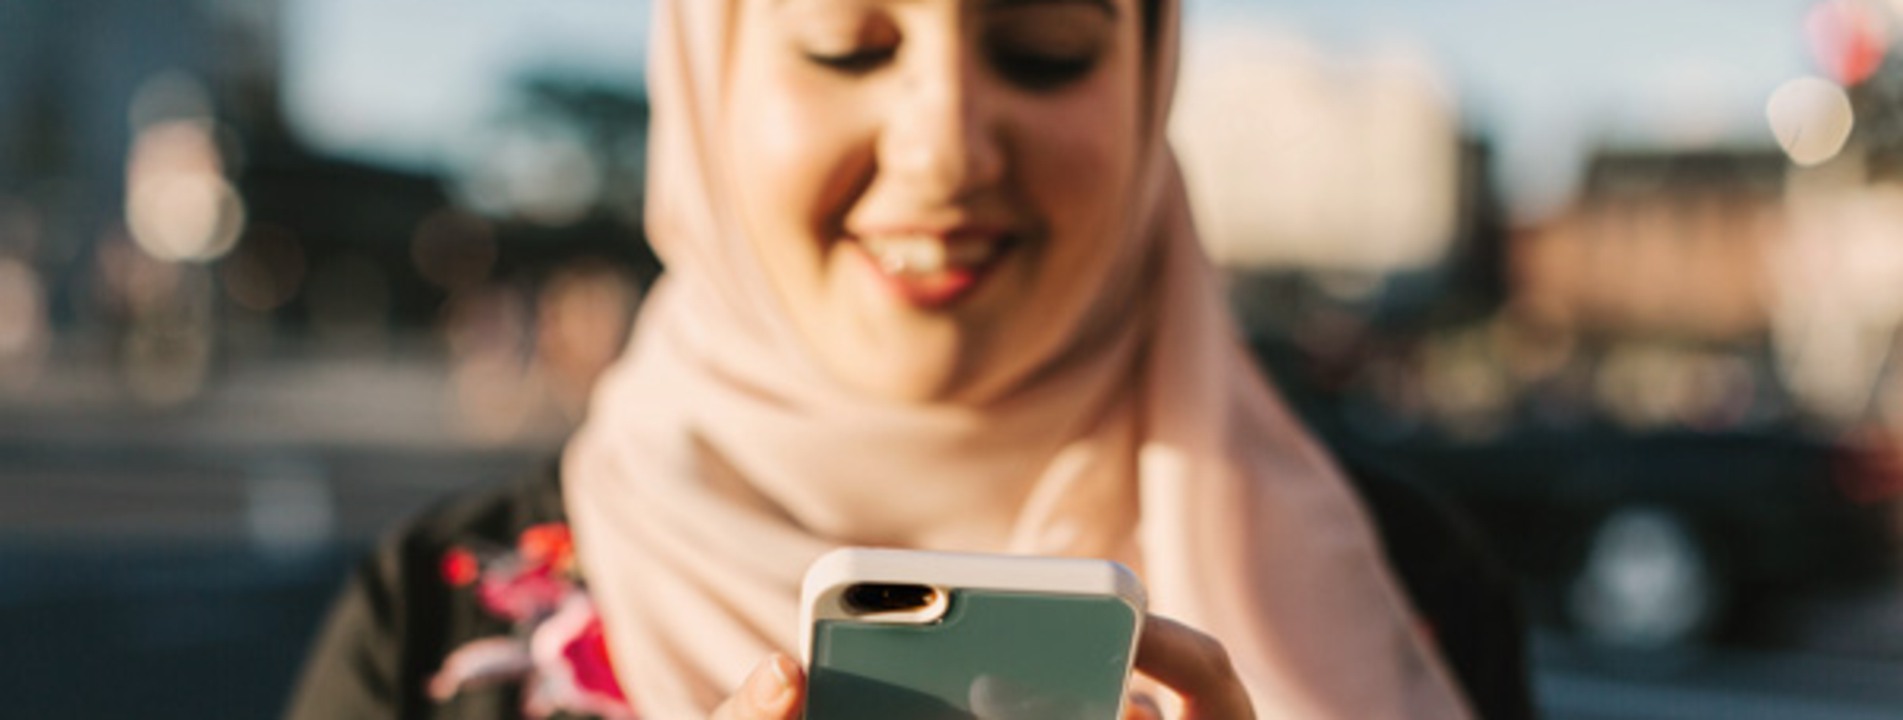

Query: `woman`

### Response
(287, 0, 1530, 718)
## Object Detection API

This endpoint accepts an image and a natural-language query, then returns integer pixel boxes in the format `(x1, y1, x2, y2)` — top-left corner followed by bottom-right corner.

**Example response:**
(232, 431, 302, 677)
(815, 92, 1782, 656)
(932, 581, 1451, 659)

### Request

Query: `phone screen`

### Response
(806, 589, 1137, 720)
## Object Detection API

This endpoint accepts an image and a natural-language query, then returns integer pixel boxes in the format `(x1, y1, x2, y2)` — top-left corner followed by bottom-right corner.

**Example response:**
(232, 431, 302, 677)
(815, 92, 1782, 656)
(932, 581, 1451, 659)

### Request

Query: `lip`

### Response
(842, 224, 1018, 310)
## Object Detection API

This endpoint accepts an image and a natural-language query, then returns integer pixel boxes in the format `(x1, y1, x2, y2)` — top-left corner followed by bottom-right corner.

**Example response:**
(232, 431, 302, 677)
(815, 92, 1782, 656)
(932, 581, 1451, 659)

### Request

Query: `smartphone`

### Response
(798, 547, 1146, 720)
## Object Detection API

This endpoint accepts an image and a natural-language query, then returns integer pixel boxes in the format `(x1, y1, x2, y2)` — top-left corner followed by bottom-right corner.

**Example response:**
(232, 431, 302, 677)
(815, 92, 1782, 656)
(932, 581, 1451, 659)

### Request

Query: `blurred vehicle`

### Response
(1375, 424, 1898, 650)
(1251, 333, 1903, 652)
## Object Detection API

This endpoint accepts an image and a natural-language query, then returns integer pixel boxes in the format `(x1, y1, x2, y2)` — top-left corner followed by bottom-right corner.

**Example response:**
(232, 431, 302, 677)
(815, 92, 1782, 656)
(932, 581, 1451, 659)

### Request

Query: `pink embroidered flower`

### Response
(562, 615, 624, 702)
(429, 638, 533, 701)
(518, 523, 576, 575)
(476, 561, 571, 622)
(528, 595, 634, 719)
(441, 547, 481, 587)
(432, 522, 639, 719)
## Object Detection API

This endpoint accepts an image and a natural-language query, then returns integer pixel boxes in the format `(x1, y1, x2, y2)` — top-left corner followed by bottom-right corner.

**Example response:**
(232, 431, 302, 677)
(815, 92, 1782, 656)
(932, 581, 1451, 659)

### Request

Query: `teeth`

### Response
(859, 234, 1001, 277)
(874, 235, 946, 275)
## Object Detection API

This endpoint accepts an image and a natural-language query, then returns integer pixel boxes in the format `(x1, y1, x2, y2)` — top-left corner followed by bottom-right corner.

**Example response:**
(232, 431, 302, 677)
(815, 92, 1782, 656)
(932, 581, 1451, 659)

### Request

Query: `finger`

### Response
(1121, 692, 1163, 720)
(710, 654, 804, 720)
(1134, 616, 1254, 720)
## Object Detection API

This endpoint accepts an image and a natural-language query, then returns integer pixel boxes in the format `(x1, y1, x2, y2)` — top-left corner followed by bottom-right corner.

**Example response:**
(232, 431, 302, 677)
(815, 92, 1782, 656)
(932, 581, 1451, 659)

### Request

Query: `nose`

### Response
(878, 41, 1006, 200)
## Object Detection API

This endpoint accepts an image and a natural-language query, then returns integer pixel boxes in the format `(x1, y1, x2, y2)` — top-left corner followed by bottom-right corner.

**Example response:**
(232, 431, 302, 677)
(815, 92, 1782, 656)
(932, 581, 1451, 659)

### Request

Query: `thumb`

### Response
(711, 654, 804, 720)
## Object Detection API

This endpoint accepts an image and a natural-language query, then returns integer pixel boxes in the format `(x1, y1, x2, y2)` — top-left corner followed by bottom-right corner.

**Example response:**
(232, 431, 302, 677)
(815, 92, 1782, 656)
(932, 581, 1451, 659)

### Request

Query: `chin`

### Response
(800, 251, 1012, 404)
(823, 325, 977, 404)
(842, 351, 970, 404)
(848, 370, 961, 404)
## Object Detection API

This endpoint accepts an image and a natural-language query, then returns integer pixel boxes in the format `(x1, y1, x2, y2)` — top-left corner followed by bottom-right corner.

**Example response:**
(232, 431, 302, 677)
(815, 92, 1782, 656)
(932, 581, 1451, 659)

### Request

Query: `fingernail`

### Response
(747, 655, 794, 709)
(1129, 692, 1162, 720)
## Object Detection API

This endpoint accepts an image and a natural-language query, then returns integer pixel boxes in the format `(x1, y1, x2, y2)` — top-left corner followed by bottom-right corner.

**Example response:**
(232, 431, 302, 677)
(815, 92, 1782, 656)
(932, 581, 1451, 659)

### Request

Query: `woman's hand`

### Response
(711, 654, 804, 720)
(1130, 615, 1255, 720)
(710, 615, 1252, 720)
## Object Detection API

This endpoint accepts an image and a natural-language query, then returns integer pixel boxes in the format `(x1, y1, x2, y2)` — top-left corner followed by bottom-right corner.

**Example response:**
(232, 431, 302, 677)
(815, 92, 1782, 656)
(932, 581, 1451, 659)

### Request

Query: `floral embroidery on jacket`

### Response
(431, 522, 637, 719)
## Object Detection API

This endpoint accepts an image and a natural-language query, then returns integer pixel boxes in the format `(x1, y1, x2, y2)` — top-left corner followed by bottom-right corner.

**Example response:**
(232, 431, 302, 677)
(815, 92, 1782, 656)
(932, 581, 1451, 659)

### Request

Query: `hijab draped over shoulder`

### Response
(562, 1, 1472, 717)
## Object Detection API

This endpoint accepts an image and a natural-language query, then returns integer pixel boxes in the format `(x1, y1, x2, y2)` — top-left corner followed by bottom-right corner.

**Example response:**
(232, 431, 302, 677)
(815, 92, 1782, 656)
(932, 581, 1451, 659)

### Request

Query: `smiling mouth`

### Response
(848, 232, 1016, 308)
(858, 233, 1004, 276)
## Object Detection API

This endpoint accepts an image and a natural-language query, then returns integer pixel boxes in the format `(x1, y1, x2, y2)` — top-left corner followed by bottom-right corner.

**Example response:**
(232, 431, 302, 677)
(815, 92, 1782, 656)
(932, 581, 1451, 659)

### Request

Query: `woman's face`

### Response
(726, 0, 1144, 402)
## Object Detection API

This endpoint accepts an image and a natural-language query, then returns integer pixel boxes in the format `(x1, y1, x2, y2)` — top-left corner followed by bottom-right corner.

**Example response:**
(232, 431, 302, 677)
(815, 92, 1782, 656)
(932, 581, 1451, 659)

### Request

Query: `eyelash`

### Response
(803, 48, 896, 75)
(803, 47, 1098, 91)
(991, 50, 1097, 91)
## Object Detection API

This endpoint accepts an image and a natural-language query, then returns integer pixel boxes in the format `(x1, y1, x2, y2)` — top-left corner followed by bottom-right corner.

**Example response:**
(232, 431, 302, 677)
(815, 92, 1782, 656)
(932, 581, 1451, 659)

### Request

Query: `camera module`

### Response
(842, 583, 940, 614)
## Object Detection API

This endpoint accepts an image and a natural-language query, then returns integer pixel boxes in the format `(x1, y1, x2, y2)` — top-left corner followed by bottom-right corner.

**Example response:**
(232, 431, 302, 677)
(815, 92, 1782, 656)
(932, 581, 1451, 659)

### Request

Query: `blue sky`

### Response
(281, 0, 648, 170)
(280, 0, 1823, 212)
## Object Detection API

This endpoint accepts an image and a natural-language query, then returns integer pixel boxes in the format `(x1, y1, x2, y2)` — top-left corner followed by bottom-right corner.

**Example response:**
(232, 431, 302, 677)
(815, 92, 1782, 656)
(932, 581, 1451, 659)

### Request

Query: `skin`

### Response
(724, 0, 1144, 403)
(717, 0, 1251, 715)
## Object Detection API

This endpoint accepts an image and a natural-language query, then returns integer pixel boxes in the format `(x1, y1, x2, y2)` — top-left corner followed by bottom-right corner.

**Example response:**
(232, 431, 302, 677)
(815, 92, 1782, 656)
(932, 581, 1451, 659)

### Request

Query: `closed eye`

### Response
(990, 50, 1097, 91)
(805, 47, 896, 75)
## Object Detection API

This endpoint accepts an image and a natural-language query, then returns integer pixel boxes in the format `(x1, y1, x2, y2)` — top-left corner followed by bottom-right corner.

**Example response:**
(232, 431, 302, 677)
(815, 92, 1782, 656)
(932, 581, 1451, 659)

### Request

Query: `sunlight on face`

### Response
(725, 0, 1144, 403)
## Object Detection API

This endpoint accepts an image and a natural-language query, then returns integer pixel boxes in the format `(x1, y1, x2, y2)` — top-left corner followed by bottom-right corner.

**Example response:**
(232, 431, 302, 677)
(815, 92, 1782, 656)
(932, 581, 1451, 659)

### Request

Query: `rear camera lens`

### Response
(842, 583, 939, 614)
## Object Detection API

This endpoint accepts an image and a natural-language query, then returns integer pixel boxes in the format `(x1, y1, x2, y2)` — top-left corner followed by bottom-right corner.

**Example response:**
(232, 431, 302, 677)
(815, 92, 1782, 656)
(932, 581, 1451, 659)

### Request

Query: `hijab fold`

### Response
(564, 0, 1472, 716)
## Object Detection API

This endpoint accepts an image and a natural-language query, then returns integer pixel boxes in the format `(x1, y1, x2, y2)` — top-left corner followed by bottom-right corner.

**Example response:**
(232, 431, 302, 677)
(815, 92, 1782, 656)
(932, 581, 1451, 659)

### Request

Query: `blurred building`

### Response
(1510, 151, 1787, 342)
(0, 0, 657, 432)
(1173, 27, 1463, 276)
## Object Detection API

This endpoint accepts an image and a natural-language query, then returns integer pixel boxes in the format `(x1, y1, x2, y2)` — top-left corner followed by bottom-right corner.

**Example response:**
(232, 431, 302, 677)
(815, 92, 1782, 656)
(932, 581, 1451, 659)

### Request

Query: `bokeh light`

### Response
(125, 119, 246, 262)
(1767, 76, 1857, 167)
(535, 261, 638, 418)
(1806, 0, 1893, 86)
(219, 225, 309, 313)
(443, 285, 541, 444)
(0, 258, 50, 387)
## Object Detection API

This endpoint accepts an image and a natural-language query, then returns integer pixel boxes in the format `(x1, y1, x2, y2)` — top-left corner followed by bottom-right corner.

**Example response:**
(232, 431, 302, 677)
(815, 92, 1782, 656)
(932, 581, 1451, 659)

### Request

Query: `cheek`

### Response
(1026, 104, 1131, 224)
(728, 62, 872, 281)
(1012, 70, 1141, 279)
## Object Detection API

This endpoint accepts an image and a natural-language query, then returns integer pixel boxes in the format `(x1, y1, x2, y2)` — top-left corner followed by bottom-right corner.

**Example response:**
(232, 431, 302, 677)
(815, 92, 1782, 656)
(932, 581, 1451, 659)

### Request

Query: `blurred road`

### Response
(0, 339, 570, 454)
(0, 436, 549, 718)
(1536, 627, 1903, 720)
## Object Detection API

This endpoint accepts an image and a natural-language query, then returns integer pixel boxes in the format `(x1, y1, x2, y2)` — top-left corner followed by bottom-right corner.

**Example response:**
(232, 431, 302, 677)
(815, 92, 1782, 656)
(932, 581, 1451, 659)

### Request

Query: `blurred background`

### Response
(1, 0, 1900, 717)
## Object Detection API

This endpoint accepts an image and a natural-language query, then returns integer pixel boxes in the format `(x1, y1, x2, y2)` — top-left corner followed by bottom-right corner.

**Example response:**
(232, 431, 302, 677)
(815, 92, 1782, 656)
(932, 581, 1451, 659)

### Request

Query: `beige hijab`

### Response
(563, 0, 1472, 717)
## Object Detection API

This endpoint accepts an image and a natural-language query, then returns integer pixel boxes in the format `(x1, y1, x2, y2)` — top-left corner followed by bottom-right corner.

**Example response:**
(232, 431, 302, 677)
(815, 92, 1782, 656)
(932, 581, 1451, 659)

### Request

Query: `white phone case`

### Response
(799, 548, 1147, 720)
